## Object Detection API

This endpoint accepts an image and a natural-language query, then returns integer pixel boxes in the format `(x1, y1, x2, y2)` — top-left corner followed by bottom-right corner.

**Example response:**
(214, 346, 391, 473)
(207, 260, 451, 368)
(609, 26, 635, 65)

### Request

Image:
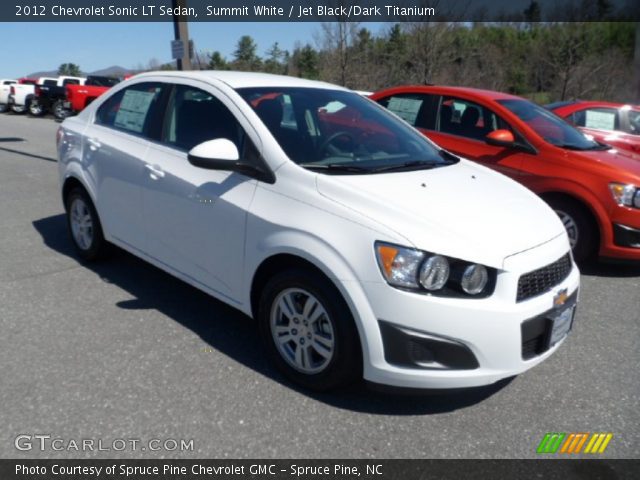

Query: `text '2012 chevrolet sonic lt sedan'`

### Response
(57, 71, 580, 391)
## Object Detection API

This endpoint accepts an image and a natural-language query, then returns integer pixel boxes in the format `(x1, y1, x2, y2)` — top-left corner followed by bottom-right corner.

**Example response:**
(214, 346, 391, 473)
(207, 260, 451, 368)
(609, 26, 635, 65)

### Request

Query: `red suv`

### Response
(547, 100, 640, 155)
(371, 86, 640, 262)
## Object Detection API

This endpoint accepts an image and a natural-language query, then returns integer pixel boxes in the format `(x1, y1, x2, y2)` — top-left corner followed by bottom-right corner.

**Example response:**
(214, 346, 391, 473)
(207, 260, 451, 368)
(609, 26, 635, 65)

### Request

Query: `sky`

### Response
(0, 22, 388, 78)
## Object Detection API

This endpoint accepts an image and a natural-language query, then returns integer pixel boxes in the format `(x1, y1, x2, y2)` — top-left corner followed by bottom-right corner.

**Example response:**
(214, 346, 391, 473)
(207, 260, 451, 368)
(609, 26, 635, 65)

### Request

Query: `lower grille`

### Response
(517, 253, 572, 302)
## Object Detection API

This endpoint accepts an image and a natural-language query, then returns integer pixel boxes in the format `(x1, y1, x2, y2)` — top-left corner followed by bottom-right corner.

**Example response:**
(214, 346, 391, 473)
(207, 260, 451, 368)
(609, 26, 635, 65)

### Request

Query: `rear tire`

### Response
(53, 100, 71, 120)
(547, 197, 597, 262)
(0, 103, 8, 113)
(28, 100, 46, 117)
(258, 269, 362, 391)
(65, 187, 110, 261)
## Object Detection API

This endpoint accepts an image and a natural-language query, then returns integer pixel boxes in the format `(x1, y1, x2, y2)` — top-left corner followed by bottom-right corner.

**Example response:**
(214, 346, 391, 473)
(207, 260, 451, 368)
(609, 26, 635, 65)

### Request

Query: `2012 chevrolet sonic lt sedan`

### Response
(57, 71, 580, 391)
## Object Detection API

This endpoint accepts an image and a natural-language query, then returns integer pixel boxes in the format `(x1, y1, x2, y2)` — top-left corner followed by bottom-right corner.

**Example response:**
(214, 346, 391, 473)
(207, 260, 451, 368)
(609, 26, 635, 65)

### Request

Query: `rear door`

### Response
(83, 81, 167, 252)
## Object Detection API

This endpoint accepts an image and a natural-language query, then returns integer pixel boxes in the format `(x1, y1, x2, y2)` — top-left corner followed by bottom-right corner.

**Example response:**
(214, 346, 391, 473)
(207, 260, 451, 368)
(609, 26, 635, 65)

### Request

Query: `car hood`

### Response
(570, 147, 640, 178)
(316, 160, 566, 269)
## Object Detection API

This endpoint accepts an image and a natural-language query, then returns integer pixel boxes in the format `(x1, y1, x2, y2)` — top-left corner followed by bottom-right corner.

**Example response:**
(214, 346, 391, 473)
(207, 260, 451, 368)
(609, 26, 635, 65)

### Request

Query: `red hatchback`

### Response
(547, 100, 640, 155)
(371, 86, 640, 262)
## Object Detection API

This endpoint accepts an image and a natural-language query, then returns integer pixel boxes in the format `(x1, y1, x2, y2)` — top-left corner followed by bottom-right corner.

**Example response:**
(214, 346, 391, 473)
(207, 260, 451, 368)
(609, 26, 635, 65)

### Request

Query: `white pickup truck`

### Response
(9, 76, 85, 114)
(0, 79, 17, 113)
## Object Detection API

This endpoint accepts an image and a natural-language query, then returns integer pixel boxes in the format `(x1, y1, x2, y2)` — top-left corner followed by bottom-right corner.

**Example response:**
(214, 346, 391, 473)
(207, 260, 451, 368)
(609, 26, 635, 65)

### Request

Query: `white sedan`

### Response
(57, 71, 579, 391)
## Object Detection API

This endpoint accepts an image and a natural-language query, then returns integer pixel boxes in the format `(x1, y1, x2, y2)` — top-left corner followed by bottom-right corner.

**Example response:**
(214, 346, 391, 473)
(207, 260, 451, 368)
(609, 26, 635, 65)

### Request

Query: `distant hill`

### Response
(26, 65, 133, 78)
(89, 65, 133, 77)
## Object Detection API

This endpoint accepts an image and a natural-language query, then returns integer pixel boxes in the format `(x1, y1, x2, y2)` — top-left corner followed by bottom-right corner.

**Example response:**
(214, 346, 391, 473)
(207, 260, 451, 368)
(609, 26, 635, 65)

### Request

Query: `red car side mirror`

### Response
(486, 129, 516, 147)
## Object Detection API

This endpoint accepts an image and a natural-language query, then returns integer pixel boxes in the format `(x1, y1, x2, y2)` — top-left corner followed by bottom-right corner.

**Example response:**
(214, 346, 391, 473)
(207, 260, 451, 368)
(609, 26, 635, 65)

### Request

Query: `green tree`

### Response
(292, 44, 319, 79)
(232, 35, 261, 71)
(207, 51, 228, 70)
(58, 63, 82, 76)
(264, 42, 287, 74)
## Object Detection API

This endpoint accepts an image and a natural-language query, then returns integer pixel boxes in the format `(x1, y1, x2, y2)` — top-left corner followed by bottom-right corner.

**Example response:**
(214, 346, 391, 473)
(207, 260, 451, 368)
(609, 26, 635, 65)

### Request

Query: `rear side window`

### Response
(161, 85, 245, 151)
(42, 79, 57, 86)
(96, 82, 165, 136)
(571, 108, 620, 131)
(376, 93, 438, 130)
(63, 79, 80, 86)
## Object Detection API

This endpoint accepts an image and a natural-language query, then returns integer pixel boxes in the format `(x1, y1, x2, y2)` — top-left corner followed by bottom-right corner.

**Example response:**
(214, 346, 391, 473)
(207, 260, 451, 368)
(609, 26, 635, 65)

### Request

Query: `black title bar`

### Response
(4, 0, 639, 22)
(2, 459, 640, 480)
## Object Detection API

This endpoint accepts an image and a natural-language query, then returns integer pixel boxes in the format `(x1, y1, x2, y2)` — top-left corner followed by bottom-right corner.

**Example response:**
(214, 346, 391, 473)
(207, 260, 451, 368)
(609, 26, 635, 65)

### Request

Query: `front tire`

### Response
(65, 188, 109, 261)
(258, 269, 362, 391)
(11, 104, 25, 114)
(548, 197, 597, 262)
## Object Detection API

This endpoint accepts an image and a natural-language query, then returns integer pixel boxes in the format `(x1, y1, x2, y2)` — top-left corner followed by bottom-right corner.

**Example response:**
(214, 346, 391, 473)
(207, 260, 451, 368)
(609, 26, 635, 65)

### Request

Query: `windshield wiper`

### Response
(553, 142, 610, 151)
(369, 160, 444, 173)
(299, 163, 372, 173)
(439, 149, 460, 163)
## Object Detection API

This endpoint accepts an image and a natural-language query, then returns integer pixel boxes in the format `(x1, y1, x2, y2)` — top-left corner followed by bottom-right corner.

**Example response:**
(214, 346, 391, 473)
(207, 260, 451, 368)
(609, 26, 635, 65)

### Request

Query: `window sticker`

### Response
(585, 110, 616, 131)
(387, 97, 422, 125)
(114, 89, 157, 133)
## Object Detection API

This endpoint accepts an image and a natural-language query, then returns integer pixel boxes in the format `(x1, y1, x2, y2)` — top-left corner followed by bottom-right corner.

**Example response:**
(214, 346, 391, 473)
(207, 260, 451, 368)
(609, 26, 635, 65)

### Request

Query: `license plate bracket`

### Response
(548, 302, 576, 347)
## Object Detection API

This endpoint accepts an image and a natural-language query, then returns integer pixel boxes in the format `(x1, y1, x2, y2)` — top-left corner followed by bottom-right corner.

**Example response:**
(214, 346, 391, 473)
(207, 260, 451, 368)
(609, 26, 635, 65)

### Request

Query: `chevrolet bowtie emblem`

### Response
(554, 288, 569, 307)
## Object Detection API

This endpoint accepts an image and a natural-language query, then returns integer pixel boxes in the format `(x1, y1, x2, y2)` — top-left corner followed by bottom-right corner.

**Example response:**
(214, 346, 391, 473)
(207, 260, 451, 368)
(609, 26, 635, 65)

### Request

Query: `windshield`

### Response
(237, 87, 453, 173)
(498, 99, 603, 150)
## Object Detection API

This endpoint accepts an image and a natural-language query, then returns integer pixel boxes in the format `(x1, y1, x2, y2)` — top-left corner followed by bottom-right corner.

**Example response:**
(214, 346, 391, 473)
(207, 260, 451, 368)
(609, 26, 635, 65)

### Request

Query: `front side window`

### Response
(95, 82, 164, 136)
(161, 85, 245, 152)
(626, 110, 640, 135)
(437, 97, 511, 141)
(237, 87, 452, 174)
(499, 99, 603, 151)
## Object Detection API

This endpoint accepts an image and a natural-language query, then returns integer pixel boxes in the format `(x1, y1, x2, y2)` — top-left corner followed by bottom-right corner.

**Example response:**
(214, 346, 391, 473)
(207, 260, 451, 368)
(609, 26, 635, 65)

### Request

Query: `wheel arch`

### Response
(539, 190, 603, 250)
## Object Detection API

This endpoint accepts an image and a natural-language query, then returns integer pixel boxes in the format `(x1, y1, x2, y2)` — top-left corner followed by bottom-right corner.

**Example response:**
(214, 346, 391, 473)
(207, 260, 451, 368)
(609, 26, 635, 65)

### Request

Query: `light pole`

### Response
(172, 0, 192, 70)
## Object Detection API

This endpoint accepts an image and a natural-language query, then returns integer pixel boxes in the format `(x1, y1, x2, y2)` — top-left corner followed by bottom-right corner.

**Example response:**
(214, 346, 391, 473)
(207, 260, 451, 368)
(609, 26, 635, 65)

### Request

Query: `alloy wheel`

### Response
(270, 288, 335, 374)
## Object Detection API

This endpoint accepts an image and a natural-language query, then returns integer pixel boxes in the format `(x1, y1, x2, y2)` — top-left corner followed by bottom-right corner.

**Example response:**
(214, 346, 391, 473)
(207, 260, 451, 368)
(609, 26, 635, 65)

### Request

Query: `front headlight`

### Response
(461, 264, 489, 294)
(375, 242, 425, 289)
(609, 183, 640, 208)
(375, 242, 494, 297)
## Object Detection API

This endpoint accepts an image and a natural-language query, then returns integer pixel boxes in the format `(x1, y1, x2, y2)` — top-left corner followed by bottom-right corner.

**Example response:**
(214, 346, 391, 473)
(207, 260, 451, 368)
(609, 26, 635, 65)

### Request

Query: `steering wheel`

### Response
(319, 131, 356, 156)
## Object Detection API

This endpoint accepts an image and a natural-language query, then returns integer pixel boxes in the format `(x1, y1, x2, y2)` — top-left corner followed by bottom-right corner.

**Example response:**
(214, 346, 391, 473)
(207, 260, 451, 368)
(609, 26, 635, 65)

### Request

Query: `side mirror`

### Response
(485, 129, 516, 148)
(187, 138, 239, 170)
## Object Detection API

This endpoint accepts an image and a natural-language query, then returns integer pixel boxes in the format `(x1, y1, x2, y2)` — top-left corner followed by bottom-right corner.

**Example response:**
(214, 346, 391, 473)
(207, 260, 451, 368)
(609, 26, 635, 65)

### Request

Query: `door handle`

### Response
(144, 163, 165, 179)
(87, 138, 101, 151)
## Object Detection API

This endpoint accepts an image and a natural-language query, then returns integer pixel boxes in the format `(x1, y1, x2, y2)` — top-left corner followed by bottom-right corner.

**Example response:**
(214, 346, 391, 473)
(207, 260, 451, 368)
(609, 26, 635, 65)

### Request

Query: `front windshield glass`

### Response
(498, 99, 602, 150)
(237, 87, 454, 173)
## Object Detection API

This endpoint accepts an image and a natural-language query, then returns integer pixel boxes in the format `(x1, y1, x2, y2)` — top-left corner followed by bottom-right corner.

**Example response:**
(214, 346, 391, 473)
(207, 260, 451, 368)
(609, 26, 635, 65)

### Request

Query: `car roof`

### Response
(549, 100, 640, 111)
(375, 85, 522, 101)
(132, 70, 347, 91)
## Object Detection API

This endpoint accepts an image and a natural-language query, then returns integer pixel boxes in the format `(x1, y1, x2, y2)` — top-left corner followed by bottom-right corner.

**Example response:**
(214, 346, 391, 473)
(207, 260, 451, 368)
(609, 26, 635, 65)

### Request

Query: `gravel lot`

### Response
(0, 112, 638, 459)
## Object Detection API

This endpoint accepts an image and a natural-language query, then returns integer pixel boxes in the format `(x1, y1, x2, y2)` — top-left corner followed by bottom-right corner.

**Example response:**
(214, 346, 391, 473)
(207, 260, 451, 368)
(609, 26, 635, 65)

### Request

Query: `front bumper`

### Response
(353, 234, 580, 389)
(600, 209, 640, 260)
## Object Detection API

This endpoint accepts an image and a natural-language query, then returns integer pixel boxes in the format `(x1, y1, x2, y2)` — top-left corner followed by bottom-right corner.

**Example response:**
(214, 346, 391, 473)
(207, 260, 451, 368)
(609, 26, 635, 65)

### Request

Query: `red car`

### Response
(547, 100, 640, 154)
(371, 86, 640, 262)
(63, 75, 121, 120)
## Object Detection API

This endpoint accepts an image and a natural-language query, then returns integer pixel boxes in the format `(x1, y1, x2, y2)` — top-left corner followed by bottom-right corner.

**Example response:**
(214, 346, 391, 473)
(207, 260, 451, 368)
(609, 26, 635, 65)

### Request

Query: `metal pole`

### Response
(172, 0, 192, 71)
